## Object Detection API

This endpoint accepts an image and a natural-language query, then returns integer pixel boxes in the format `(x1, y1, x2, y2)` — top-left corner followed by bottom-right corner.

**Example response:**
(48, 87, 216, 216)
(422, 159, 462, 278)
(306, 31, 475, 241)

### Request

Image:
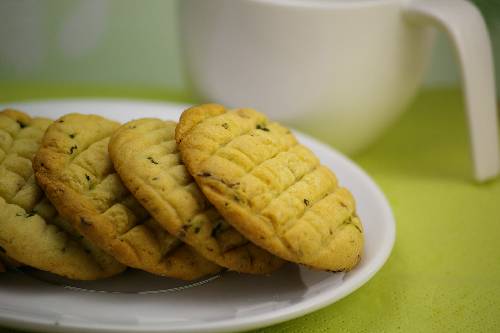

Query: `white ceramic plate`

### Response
(0, 99, 395, 333)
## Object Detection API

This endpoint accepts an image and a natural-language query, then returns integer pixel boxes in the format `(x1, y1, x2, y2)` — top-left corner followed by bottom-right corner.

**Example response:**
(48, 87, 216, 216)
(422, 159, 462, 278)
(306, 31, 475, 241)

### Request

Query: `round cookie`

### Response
(0, 109, 124, 280)
(34, 114, 221, 280)
(176, 104, 364, 272)
(109, 118, 284, 274)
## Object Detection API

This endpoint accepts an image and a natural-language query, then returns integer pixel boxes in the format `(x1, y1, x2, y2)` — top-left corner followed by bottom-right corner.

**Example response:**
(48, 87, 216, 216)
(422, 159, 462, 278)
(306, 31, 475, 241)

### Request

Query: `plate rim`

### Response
(0, 99, 396, 333)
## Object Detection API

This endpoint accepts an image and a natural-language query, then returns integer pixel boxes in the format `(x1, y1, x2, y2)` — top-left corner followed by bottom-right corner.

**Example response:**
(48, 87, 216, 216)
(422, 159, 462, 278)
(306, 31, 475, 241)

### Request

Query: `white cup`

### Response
(180, 0, 499, 181)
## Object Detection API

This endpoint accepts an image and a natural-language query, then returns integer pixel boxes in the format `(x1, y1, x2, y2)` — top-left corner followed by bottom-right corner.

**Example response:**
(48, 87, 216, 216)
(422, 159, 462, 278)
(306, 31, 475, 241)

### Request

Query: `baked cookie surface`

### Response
(176, 104, 364, 271)
(0, 109, 124, 280)
(34, 114, 221, 280)
(109, 118, 284, 274)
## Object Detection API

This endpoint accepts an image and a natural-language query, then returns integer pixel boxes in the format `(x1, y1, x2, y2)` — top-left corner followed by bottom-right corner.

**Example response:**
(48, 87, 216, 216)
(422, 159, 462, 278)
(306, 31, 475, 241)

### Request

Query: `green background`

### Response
(0, 88, 498, 333)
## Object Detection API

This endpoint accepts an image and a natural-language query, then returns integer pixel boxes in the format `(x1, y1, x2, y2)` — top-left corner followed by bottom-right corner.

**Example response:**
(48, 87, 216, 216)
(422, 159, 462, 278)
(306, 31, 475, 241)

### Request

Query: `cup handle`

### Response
(404, 0, 499, 182)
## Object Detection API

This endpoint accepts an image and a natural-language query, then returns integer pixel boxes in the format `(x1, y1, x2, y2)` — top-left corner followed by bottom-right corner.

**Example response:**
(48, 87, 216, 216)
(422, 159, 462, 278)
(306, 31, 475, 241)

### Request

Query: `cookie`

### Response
(0, 109, 124, 280)
(109, 118, 284, 274)
(176, 104, 364, 271)
(0, 253, 19, 272)
(0, 253, 21, 270)
(34, 114, 221, 280)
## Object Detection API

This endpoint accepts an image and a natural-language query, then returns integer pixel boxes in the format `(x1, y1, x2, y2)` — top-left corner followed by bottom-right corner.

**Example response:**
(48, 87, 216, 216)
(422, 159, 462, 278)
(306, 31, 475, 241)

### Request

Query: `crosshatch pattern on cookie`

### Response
(0, 110, 124, 280)
(176, 105, 364, 271)
(34, 114, 221, 280)
(109, 118, 284, 274)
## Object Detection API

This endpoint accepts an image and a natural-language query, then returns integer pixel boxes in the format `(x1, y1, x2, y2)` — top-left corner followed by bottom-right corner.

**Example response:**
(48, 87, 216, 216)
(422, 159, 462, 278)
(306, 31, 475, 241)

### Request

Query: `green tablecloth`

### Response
(1, 86, 499, 333)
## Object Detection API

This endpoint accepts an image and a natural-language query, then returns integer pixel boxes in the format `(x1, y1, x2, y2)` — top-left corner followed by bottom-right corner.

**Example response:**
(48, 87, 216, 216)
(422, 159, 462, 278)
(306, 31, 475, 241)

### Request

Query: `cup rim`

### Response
(248, 0, 400, 9)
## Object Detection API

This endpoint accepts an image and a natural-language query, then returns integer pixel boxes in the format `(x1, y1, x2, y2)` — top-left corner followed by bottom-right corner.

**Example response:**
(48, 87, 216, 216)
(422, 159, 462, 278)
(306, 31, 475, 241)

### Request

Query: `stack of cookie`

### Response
(0, 105, 363, 281)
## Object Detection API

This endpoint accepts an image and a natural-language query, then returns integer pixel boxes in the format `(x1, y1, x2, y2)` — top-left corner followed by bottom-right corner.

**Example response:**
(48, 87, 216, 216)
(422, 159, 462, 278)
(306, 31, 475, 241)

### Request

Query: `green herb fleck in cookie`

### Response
(256, 124, 270, 132)
(147, 157, 158, 164)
